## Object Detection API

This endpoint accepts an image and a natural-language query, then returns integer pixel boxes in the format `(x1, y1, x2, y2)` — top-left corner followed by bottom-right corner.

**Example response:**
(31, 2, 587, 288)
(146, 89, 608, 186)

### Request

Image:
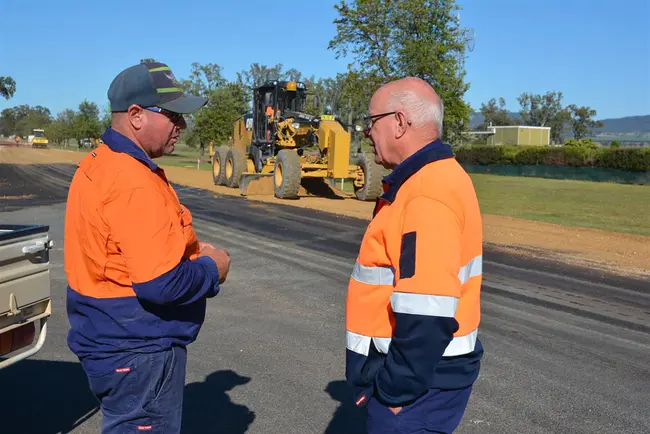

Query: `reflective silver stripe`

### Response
(373, 337, 391, 354)
(346, 331, 371, 356)
(458, 255, 482, 284)
(347, 329, 477, 357)
(351, 262, 395, 285)
(352, 256, 481, 286)
(443, 328, 478, 357)
(391, 292, 458, 317)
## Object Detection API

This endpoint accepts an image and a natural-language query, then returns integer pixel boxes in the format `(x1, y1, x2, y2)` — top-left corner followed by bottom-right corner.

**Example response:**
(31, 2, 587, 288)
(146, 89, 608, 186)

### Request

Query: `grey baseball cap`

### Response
(108, 62, 207, 114)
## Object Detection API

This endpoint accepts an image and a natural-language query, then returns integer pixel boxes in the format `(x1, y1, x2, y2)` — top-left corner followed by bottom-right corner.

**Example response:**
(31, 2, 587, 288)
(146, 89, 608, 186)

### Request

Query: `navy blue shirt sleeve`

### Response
(133, 255, 221, 305)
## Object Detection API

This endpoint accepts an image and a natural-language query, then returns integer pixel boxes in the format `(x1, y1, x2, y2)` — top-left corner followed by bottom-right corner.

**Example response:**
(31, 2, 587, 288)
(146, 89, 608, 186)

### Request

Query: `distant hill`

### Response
(592, 115, 650, 133)
(469, 113, 650, 134)
(469, 112, 519, 129)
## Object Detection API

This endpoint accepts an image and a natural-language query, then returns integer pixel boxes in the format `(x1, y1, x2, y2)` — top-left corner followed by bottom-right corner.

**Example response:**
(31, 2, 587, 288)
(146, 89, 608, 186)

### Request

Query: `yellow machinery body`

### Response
(210, 81, 383, 201)
(30, 129, 49, 148)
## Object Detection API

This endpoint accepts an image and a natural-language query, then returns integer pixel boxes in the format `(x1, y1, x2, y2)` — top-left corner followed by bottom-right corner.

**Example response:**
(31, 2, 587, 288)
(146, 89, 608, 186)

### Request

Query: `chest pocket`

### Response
(179, 204, 199, 260)
(155, 174, 200, 261)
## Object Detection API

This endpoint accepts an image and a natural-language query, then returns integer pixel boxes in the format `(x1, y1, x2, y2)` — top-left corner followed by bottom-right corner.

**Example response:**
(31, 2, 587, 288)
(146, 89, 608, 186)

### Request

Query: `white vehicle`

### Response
(0, 224, 52, 369)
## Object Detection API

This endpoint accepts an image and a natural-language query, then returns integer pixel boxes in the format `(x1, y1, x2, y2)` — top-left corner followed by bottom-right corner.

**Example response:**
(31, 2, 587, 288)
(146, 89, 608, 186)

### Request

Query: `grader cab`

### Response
(210, 80, 383, 201)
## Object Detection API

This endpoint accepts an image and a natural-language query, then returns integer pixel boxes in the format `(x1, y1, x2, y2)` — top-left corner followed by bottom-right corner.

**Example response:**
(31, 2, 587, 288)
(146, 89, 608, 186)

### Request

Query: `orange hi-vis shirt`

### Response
(345, 139, 484, 408)
(65, 127, 221, 372)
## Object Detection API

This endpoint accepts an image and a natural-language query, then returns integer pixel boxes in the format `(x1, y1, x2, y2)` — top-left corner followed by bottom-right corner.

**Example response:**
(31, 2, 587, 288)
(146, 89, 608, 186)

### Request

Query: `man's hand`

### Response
(199, 242, 230, 284)
(198, 241, 214, 251)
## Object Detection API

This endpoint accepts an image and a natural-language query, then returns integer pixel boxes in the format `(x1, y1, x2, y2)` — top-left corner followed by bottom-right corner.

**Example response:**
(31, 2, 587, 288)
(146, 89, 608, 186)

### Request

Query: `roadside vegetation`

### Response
(455, 139, 650, 172)
(334, 166, 650, 236)
(471, 174, 650, 236)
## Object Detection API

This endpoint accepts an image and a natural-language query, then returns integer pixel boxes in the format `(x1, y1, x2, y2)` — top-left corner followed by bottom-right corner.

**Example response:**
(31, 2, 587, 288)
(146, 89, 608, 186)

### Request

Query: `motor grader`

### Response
(210, 80, 383, 201)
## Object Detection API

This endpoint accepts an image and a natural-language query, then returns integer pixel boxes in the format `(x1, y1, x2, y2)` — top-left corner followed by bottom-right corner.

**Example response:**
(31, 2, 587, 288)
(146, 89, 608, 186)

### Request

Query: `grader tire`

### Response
(354, 153, 383, 201)
(212, 147, 227, 185)
(225, 148, 247, 188)
(273, 150, 302, 199)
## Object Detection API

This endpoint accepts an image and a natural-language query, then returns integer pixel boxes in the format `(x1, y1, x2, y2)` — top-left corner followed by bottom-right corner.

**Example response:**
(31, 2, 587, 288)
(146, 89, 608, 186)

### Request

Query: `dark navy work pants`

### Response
(366, 386, 473, 434)
(84, 345, 187, 433)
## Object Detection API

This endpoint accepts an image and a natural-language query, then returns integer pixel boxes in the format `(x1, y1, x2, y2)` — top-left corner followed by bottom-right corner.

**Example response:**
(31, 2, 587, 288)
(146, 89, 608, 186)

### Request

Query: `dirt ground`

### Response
(2, 146, 649, 277)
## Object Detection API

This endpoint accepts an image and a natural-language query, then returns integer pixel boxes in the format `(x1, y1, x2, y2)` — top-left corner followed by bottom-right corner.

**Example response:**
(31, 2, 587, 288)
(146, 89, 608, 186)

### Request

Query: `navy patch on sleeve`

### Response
(400, 231, 416, 278)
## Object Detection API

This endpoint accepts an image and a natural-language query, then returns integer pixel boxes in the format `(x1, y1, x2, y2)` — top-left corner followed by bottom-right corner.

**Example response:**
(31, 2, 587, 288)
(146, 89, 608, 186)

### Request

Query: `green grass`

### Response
(156, 146, 212, 171)
(49, 143, 214, 171)
(470, 174, 650, 236)
(344, 171, 649, 236)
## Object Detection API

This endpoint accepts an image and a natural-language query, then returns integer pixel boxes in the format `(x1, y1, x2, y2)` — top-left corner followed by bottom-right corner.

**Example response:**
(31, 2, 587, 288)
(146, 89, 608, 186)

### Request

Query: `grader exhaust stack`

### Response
(209, 80, 383, 201)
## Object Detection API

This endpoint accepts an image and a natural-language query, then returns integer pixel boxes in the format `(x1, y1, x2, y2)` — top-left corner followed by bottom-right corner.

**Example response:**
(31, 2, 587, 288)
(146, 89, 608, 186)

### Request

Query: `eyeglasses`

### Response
(362, 111, 396, 130)
(145, 106, 184, 124)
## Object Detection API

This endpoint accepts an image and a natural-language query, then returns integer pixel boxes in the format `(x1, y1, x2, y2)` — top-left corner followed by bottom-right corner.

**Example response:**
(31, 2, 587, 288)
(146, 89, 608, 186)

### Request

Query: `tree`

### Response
(328, 0, 474, 143)
(517, 91, 566, 143)
(174, 62, 229, 146)
(59, 109, 77, 145)
(18, 105, 52, 136)
(46, 120, 69, 145)
(329, 1, 395, 78)
(74, 100, 101, 140)
(301, 73, 348, 119)
(236, 63, 285, 90)
(339, 70, 388, 138)
(328, 0, 476, 145)
(0, 105, 52, 136)
(0, 76, 16, 100)
(517, 91, 564, 127)
(179, 62, 227, 99)
(321, 75, 347, 115)
(0, 108, 17, 136)
(479, 97, 517, 128)
(192, 84, 249, 145)
(283, 68, 303, 82)
(565, 104, 604, 140)
(235, 63, 307, 106)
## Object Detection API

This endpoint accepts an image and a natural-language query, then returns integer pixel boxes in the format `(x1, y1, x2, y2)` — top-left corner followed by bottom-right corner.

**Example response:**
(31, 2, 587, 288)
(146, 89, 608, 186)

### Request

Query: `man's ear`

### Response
(127, 105, 145, 130)
(395, 111, 409, 139)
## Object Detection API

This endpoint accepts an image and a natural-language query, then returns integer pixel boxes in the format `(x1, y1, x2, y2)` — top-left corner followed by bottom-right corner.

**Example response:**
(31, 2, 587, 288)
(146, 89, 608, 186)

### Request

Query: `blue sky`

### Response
(1, 0, 648, 120)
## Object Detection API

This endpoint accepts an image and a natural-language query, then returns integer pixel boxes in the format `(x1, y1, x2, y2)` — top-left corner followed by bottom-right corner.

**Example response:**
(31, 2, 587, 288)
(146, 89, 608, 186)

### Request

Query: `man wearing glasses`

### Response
(64, 62, 231, 433)
(346, 77, 484, 433)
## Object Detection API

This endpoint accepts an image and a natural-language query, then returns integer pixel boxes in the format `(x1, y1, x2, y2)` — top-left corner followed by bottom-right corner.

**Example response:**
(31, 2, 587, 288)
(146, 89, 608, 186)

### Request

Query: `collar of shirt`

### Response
(380, 138, 455, 203)
(100, 127, 159, 172)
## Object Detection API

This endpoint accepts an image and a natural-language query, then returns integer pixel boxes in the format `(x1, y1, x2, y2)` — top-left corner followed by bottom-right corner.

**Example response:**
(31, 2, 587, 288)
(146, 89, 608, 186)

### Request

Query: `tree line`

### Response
(1, 0, 604, 148)
(0, 101, 109, 145)
(476, 92, 604, 143)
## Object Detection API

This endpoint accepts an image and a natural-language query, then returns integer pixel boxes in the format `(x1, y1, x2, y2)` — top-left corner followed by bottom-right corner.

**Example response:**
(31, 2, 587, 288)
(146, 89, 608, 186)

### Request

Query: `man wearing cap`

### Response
(64, 61, 231, 433)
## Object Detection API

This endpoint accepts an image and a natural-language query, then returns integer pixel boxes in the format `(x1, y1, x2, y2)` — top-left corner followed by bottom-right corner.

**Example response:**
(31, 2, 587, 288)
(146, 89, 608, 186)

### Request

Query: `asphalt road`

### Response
(0, 162, 648, 434)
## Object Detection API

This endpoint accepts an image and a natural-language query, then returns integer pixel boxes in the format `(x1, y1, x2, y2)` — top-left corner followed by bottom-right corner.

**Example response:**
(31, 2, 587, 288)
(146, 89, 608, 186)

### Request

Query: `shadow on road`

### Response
(182, 369, 256, 434)
(301, 178, 346, 200)
(0, 359, 100, 433)
(323, 380, 367, 434)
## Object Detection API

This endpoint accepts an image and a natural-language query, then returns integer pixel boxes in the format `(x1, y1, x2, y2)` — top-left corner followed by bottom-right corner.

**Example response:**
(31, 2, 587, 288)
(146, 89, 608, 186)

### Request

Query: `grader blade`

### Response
(239, 173, 275, 196)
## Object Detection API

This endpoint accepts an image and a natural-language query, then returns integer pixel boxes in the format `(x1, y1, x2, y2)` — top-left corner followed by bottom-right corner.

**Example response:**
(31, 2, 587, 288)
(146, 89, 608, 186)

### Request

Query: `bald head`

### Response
(365, 77, 445, 169)
(377, 77, 443, 138)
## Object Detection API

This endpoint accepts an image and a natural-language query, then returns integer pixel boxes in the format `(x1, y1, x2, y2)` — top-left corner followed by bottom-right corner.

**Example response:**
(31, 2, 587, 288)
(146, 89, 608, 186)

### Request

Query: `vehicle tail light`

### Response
(0, 322, 36, 356)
